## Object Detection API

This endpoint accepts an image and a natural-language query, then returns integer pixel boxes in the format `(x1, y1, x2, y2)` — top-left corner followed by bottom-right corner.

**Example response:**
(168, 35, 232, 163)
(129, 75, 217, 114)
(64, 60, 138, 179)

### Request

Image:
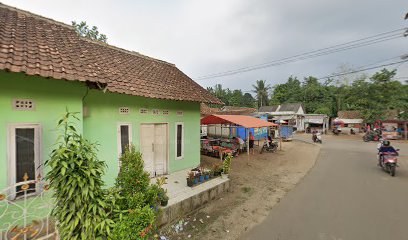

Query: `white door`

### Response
(154, 124, 167, 175)
(140, 124, 168, 176)
(8, 124, 41, 197)
(141, 124, 155, 176)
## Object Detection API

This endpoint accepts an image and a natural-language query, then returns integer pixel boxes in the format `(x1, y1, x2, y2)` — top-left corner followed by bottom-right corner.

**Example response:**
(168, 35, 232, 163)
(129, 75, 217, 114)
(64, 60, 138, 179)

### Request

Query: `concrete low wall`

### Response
(158, 179, 230, 226)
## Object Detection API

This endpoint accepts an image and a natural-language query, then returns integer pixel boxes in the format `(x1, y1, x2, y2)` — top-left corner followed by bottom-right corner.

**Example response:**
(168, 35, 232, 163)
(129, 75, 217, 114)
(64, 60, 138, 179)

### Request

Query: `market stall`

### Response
(200, 114, 277, 160)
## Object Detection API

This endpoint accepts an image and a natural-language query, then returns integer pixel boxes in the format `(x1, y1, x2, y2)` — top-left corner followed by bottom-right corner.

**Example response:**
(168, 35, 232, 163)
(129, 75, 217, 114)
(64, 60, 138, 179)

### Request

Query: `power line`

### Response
(195, 28, 406, 80)
(317, 60, 408, 80)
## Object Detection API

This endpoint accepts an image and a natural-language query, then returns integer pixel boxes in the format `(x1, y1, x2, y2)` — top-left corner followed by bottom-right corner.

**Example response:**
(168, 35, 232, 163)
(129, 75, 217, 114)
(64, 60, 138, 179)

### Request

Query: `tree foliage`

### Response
(206, 84, 255, 107)
(270, 68, 407, 122)
(72, 21, 108, 43)
(252, 80, 271, 108)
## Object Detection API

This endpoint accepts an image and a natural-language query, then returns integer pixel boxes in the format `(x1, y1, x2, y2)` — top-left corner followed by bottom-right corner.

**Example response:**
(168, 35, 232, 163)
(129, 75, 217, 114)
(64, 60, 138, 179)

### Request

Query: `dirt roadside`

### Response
(159, 140, 321, 240)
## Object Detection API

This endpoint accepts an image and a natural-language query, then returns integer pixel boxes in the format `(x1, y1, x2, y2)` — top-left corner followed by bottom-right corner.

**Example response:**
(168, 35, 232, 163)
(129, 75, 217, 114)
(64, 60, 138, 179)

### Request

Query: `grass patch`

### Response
(241, 186, 252, 194)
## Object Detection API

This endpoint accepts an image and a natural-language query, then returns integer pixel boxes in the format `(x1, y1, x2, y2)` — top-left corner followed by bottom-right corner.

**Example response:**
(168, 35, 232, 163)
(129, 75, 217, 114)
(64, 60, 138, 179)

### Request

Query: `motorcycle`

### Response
(312, 133, 322, 143)
(379, 150, 399, 176)
(363, 130, 380, 142)
(350, 128, 356, 135)
(332, 128, 341, 136)
(260, 139, 278, 153)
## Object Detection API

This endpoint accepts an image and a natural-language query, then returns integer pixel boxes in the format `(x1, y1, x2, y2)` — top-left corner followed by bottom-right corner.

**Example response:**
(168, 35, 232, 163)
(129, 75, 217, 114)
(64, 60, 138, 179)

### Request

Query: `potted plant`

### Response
(204, 170, 210, 180)
(159, 188, 169, 206)
(199, 172, 205, 183)
(209, 169, 215, 178)
(212, 163, 221, 176)
(187, 172, 194, 187)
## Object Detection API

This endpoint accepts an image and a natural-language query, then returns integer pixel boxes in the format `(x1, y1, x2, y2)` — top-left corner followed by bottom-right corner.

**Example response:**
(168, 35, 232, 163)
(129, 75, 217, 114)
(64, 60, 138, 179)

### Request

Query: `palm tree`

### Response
(252, 80, 271, 108)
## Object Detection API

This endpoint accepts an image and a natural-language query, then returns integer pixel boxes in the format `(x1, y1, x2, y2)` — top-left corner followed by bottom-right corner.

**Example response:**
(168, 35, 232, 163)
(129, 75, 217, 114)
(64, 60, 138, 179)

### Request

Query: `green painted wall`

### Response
(0, 71, 201, 189)
(0, 71, 86, 189)
(83, 90, 201, 186)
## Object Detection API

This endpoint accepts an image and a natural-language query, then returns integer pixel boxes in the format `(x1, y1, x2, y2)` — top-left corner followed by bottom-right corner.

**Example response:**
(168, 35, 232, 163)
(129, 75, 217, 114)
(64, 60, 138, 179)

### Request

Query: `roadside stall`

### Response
(381, 120, 408, 140)
(200, 114, 277, 161)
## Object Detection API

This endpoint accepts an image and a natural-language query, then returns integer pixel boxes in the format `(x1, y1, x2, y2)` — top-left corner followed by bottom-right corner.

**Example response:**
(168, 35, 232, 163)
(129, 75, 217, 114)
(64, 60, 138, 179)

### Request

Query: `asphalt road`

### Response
(240, 135, 408, 240)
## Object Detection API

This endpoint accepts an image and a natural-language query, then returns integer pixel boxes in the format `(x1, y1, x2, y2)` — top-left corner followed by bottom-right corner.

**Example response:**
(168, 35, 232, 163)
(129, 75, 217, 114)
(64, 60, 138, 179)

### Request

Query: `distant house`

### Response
(333, 111, 364, 133)
(0, 4, 221, 190)
(258, 103, 306, 131)
(304, 114, 330, 133)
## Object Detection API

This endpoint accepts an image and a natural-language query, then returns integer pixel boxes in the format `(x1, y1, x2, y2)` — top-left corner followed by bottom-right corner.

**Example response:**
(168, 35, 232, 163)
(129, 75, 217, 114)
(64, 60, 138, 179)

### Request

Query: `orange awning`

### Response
(200, 114, 277, 128)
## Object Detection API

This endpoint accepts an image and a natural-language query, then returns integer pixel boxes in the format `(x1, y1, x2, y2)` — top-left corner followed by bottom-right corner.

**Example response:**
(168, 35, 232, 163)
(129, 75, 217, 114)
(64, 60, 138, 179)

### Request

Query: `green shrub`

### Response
(112, 206, 156, 240)
(46, 112, 115, 239)
(223, 154, 233, 174)
(113, 146, 161, 239)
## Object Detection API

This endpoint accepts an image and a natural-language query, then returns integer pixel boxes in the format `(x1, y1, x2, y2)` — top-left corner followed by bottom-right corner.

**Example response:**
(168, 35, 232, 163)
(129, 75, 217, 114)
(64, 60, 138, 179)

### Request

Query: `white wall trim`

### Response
(175, 122, 184, 160)
(117, 122, 133, 169)
(7, 123, 42, 197)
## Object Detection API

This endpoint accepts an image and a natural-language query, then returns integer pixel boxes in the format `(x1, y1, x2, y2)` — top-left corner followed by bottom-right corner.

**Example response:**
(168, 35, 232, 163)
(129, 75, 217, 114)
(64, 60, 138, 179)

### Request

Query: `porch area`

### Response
(153, 169, 230, 226)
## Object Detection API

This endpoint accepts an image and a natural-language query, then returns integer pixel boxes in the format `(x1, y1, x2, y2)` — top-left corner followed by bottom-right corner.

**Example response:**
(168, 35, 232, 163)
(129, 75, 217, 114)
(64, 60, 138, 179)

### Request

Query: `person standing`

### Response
(249, 132, 255, 154)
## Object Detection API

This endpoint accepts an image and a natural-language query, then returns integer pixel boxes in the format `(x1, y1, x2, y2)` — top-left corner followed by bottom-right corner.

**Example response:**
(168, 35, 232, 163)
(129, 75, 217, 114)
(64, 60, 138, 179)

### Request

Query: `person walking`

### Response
(249, 132, 255, 154)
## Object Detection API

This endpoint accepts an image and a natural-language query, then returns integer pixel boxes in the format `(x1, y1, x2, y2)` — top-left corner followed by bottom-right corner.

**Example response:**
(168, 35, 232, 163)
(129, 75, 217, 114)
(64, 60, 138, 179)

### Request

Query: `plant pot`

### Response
(160, 200, 168, 206)
(193, 177, 199, 185)
(199, 175, 204, 182)
(205, 174, 210, 180)
(187, 178, 194, 187)
(210, 172, 214, 178)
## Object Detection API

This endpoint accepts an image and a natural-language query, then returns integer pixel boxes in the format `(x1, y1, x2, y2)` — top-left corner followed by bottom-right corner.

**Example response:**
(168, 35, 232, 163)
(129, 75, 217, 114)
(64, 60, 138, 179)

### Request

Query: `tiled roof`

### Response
(337, 110, 362, 119)
(259, 105, 279, 112)
(259, 103, 303, 113)
(0, 4, 222, 104)
(200, 103, 220, 116)
(278, 103, 303, 112)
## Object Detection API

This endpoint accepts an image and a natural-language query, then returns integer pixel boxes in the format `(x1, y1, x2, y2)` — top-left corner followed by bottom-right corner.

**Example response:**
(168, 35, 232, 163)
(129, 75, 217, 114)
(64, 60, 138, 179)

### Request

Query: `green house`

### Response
(0, 4, 221, 191)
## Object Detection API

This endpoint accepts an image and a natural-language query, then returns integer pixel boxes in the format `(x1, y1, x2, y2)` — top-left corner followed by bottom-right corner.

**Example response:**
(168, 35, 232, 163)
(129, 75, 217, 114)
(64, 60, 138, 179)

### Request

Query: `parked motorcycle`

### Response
(332, 128, 341, 136)
(312, 133, 322, 143)
(260, 139, 278, 153)
(379, 150, 399, 176)
(350, 128, 356, 135)
(363, 130, 380, 142)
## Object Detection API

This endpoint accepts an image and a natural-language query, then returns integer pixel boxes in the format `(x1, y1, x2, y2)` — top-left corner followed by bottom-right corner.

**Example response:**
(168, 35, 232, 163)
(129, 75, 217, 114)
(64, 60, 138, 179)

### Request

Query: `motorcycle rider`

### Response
(378, 140, 398, 166)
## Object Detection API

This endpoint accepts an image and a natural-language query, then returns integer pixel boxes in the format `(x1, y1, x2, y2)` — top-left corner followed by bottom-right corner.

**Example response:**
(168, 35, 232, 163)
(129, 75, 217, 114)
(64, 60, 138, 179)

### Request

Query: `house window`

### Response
(118, 124, 132, 167)
(152, 109, 160, 115)
(175, 123, 184, 159)
(13, 99, 35, 111)
(119, 107, 130, 115)
(162, 110, 169, 115)
(176, 111, 183, 116)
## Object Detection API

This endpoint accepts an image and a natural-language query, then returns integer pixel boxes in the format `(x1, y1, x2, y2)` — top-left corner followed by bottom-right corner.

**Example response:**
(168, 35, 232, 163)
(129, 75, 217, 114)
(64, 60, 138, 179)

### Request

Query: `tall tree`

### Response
(72, 21, 108, 43)
(252, 80, 271, 108)
(270, 76, 302, 105)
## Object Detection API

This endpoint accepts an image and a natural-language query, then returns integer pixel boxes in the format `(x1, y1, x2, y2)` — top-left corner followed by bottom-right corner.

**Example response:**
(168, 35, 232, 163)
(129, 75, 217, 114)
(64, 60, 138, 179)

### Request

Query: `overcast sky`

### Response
(3, 0, 408, 92)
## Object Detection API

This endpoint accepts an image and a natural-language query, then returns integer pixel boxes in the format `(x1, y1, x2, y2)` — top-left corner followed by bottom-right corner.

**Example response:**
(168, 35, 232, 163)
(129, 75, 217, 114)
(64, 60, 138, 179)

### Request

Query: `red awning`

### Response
(201, 114, 277, 128)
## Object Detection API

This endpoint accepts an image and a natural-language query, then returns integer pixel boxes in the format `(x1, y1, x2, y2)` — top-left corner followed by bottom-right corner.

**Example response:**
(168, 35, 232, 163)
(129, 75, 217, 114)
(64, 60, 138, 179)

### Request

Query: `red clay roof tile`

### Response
(0, 3, 221, 104)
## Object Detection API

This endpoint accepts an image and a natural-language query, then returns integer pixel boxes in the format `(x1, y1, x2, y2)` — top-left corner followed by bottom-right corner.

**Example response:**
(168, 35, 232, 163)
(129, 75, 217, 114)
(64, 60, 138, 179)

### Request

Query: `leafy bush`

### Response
(112, 206, 156, 240)
(113, 146, 161, 239)
(223, 154, 233, 174)
(46, 112, 115, 239)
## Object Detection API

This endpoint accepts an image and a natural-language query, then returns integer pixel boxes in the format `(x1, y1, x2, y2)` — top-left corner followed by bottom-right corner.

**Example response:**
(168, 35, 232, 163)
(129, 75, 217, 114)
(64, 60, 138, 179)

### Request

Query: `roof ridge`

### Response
(0, 2, 75, 29)
(0, 2, 176, 67)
